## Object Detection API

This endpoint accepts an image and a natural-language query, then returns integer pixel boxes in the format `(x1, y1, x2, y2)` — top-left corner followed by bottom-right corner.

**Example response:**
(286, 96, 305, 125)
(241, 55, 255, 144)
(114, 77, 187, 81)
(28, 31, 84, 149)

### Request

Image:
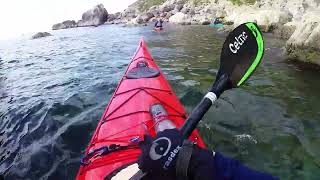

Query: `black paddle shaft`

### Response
(180, 98, 213, 138)
(180, 74, 229, 138)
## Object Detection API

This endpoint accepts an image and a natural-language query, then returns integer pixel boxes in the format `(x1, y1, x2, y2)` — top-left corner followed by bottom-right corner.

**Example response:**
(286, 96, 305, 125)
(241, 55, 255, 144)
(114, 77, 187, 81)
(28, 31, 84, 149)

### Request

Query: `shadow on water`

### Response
(0, 24, 319, 179)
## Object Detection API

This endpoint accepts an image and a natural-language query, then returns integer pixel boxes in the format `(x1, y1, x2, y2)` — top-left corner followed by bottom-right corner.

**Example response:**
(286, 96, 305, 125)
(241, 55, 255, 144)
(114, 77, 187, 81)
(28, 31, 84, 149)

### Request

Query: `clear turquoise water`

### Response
(0, 24, 319, 179)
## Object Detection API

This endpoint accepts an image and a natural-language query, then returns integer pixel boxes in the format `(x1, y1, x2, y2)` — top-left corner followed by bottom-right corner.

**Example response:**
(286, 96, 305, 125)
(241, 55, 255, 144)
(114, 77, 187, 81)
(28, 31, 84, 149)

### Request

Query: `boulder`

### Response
(201, 4, 217, 14)
(171, 4, 184, 15)
(104, 21, 114, 25)
(172, 8, 179, 15)
(161, 12, 168, 18)
(169, 12, 191, 25)
(77, 4, 108, 27)
(285, 13, 320, 65)
(215, 9, 227, 18)
(175, 4, 184, 11)
(121, 7, 137, 19)
(165, 12, 173, 19)
(108, 12, 121, 22)
(257, 0, 319, 21)
(226, 8, 292, 32)
(107, 14, 117, 22)
(148, 6, 160, 17)
(201, 18, 211, 25)
(128, 15, 144, 25)
(191, 13, 215, 25)
(52, 20, 77, 30)
(188, 7, 196, 16)
(150, 17, 158, 22)
(272, 22, 296, 40)
(114, 12, 121, 18)
(180, 7, 189, 14)
(159, 0, 180, 13)
(160, 4, 175, 13)
(31, 32, 52, 39)
(141, 12, 154, 22)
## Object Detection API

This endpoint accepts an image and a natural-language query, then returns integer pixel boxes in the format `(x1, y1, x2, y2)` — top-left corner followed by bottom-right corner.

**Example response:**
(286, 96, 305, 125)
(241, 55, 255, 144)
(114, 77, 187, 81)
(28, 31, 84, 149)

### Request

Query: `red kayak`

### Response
(154, 27, 163, 32)
(76, 38, 205, 179)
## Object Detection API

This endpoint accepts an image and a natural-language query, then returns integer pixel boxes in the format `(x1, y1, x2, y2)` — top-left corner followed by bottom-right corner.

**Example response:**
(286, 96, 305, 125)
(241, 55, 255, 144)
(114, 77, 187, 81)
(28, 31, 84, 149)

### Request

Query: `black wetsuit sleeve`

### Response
(190, 151, 279, 180)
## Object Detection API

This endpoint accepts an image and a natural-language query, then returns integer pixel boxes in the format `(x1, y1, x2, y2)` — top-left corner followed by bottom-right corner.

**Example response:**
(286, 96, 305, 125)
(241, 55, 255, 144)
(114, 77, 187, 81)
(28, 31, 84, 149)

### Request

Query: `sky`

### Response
(0, 0, 137, 40)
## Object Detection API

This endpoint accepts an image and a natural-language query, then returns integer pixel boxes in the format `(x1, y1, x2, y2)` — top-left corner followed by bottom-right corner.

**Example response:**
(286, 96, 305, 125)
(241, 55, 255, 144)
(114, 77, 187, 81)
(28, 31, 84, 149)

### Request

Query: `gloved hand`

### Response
(138, 129, 279, 180)
(138, 129, 184, 176)
(138, 128, 216, 179)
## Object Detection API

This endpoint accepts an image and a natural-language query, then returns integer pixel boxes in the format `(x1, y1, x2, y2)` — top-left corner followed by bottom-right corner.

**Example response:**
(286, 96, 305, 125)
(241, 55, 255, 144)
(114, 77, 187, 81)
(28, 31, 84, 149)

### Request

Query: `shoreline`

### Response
(42, 1, 320, 66)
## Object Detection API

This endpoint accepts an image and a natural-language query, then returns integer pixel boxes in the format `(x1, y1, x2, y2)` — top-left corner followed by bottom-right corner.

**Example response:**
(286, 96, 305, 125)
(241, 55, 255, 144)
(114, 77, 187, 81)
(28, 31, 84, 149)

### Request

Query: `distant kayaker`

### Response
(154, 18, 164, 29)
(138, 129, 279, 180)
(213, 17, 222, 25)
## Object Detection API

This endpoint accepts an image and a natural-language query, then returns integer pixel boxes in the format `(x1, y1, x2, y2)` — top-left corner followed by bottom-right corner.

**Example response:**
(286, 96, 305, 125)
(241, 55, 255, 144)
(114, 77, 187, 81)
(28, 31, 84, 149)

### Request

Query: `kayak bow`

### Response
(76, 38, 205, 180)
(154, 27, 163, 32)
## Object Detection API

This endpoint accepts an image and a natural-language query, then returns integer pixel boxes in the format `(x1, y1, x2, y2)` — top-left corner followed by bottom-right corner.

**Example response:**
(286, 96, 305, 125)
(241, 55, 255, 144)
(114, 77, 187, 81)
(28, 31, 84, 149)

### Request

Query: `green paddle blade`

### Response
(218, 22, 264, 87)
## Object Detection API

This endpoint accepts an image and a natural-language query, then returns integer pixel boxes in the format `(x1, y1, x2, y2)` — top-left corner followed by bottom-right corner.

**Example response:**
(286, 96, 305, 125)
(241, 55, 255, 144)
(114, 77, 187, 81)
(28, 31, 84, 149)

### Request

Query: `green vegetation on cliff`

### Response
(130, 0, 257, 12)
(229, 0, 257, 5)
(130, 0, 210, 12)
(131, 0, 167, 12)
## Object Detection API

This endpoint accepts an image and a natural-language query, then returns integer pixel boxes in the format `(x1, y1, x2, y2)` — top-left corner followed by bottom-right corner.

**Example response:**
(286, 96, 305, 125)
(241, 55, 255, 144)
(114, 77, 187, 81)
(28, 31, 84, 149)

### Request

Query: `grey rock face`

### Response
(286, 14, 320, 65)
(169, 12, 191, 25)
(141, 12, 154, 22)
(121, 7, 137, 19)
(273, 23, 296, 40)
(107, 14, 117, 22)
(31, 32, 52, 39)
(160, 4, 175, 13)
(52, 20, 77, 30)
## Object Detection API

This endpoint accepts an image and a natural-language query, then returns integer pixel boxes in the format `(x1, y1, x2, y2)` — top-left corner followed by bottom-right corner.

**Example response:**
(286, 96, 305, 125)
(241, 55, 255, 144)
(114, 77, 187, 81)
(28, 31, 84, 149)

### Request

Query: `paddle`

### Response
(130, 22, 264, 180)
(180, 22, 264, 138)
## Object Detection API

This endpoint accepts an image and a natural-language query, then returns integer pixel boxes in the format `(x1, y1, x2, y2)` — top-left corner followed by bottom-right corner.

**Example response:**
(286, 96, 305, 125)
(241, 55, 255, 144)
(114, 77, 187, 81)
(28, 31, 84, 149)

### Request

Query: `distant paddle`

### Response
(180, 22, 264, 138)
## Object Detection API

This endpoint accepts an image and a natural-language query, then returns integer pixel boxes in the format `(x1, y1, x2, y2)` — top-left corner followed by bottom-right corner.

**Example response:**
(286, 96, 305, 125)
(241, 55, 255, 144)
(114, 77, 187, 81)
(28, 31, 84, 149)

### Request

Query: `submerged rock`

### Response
(52, 20, 77, 30)
(77, 4, 108, 27)
(31, 32, 52, 39)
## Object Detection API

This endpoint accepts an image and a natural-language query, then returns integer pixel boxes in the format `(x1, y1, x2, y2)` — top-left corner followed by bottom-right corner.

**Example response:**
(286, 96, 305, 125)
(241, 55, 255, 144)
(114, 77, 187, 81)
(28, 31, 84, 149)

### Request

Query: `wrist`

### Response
(188, 147, 216, 178)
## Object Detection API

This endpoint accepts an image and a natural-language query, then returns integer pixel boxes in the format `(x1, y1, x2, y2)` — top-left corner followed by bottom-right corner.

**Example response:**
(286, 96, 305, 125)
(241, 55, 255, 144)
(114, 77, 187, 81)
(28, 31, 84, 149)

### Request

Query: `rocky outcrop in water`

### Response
(52, 4, 108, 30)
(52, 20, 77, 30)
(31, 32, 52, 39)
(77, 4, 108, 27)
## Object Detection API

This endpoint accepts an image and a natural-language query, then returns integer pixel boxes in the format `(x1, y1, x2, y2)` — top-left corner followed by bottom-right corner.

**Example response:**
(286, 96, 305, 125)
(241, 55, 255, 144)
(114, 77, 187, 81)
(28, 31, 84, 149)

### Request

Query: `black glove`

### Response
(138, 128, 216, 180)
(138, 129, 278, 180)
(138, 129, 184, 177)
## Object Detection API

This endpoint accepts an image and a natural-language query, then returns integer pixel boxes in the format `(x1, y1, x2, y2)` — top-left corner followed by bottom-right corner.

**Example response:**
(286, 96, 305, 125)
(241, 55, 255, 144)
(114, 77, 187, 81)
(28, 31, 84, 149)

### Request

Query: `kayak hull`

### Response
(154, 27, 163, 32)
(76, 38, 205, 180)
(209, 23, 224, 27)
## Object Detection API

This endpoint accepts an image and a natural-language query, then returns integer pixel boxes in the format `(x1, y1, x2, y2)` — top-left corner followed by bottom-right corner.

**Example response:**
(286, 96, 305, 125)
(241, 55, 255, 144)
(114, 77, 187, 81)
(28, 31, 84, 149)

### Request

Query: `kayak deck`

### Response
(76, 38, 205, 179)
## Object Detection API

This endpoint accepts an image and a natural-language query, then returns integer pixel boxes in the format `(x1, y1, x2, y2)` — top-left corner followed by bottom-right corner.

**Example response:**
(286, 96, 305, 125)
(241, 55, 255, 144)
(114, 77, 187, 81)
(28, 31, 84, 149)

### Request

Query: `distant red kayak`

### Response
(76, 38, 205, 180)
(154, 27, 163, 32)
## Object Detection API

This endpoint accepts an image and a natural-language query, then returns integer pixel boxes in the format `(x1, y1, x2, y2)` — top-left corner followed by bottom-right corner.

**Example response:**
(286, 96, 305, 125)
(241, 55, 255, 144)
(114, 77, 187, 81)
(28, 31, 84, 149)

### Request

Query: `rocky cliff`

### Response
(119, 0, 320, 65)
